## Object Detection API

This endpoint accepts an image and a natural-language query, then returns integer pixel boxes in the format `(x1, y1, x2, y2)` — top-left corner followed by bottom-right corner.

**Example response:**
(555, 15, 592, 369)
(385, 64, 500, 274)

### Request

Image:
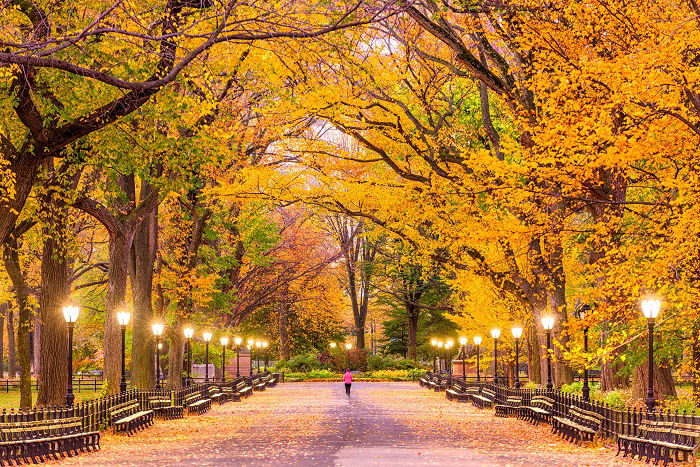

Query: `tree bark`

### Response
(32, 314, 41, 375)
(406, 304, 419, 361)
(166, 316, 184, 390)
(4, 233, 34, 408)
(37, 229, 69, 407)
(6, 308, 16, 379)
(631, 360, 676, 400)
(278, 301, 290, 360)
(129, 180, 158, 389)
(103, 233, 131, 393)
(0, 303, 5, 377)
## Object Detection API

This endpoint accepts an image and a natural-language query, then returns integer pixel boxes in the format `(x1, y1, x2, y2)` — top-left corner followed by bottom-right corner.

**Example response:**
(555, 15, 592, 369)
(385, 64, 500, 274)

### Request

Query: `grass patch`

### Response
(0, 390, 101, 408)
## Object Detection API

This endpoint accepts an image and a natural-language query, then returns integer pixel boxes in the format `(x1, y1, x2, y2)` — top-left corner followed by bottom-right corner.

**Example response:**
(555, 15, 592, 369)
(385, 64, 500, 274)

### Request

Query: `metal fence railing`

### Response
(428, 373, 700, 439)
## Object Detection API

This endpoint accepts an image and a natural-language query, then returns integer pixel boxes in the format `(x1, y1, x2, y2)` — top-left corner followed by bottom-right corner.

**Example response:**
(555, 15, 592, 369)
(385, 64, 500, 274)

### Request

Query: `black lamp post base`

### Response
(120, 381, 127, 393)
(582, 385, 590, 402)
(65, 392, 75, 407)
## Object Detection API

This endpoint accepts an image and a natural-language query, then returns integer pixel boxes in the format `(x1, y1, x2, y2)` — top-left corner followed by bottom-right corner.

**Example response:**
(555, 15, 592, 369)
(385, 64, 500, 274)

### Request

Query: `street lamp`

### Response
(641, 298, 661, 411)
(459, 336, 468, 381)
(345, 342, 352, 369)
(541, 316, 555, 390)
(574, 304, 591, 401)
(511, 326, 523, 388)
(436, 341, 444, 372)
(262, 341, 269, 371)
(234, 336, 242, 377)
(203, 331, 213, 382)
(220, 336, 229, 382)
(473, 336, 482, 382)
(152, 322, 164, 389)
(247, 338, 255, 376)
(430, 338, 438, 372)
(255, 341, 262, 374)
(445, 340, 454, 376)
(490, 329, 500, 385)
(63, 305, 80, 407)
(117, 310, 131, 393)
(184, 327, 194, 386)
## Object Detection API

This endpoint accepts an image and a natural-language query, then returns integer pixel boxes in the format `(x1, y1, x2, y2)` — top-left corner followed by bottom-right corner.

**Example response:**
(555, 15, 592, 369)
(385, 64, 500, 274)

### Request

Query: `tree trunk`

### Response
(278, 301, 290, 360)
(32, 314, 41, 375)
(4, 236, 33, 407)
(104, 232, 131, 394)
(129, 187, 158, 389)
(632, 360, 676, 401)
(166, 316, 184, 389)
(6, 308, 16, 379)
(406, 304, 419, 361)
(37, 231, 69, 407)
(0, 303, 5, 377)
(599, 325, 630, 390)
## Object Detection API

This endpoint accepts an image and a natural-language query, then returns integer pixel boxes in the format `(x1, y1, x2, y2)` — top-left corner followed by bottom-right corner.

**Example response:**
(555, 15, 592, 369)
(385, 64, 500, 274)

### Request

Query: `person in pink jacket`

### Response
(343, 368, 353, 397)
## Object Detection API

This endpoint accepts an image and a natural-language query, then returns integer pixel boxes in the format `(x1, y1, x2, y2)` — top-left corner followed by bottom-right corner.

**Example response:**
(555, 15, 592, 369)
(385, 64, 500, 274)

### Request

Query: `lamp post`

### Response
(511, 326, 523, 388)
(247, 339, 254, 376)
(63, 305, 80, 407)
(459, 336, 468, 381)
(345, 343, 352, 369)
(263, 341, 269, 371)
(184, 327, 194, 386)
(255, 341, 262, 373)
(430, 339, 437, 372)
(541, 316, 555, 390)
(473, 336, 482, 382)
(445, 340, 454, 376)
(152, 322, 164, 389)
(234, 336, 242, 377)
(574, 304, 591, 401)
(220, 337, 229, 382)
(641, 298, 661, 412)
(490, 329, 500, 384)
(117, 310, 131, 393)
(436, 341, 444, 372)
(203, 331, 212, 382)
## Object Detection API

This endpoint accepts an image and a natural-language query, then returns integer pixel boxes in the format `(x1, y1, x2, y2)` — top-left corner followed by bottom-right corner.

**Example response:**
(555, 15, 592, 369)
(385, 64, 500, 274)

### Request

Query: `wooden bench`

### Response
(518, 395, 554, 425)
(495, 396, 523, 417)
(617, 420, 699, 465)
(472, 388, 496, 409)
(220, 385, 242, 402)
(266, 374, 278, 388)
(445, 386, 470, 402)
(207, 386, 230, 404)
(552, 406, 602, 444)
(253, 378, 267, 392)
(234, 380, 253, 398)
(147, 395, 184, 420)
(108, 400, 154, 435)
(183, 392, 212, 415)
(0, 417, 99, 464)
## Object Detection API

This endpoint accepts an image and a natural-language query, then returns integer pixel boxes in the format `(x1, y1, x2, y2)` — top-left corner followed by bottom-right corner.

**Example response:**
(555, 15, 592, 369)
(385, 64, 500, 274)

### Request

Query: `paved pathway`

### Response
(56, 382, 645, 466)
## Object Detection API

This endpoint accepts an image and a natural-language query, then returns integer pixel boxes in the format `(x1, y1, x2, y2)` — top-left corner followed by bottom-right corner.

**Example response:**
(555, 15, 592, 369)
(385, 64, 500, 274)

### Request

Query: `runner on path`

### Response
(343, 368, 353, 397)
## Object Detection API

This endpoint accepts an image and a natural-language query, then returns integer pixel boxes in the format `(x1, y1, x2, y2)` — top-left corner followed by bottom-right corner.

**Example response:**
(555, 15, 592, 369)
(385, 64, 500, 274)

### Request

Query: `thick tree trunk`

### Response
(600, 325, 630, 390)
(32, 314, 41, 375)
(7, 308, 16, 379)
(129, 189, 157, 389)
(406, 305, 419, 361)
(104, 233, 131, 394)
(0, 304, 5, 377)
(166, 316, 184, 389)
(278, 302, 290, 360)
(632, 360, 676, 401)
(4, 236, 33, 407)
(548, 286, 573, 387)
(37, 232, 69, 407)
(526, 323, 542, 384)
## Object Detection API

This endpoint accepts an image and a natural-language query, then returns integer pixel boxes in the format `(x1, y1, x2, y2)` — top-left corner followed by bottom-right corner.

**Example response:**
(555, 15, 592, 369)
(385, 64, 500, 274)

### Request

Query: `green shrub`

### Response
(561, 381, 583, 394)
(407, 368, 427, 380)
(602, 390, 627, 409)
(524, 381, 538, 390)
(280, 353, 321, 372)
(366, 355, 419, 371)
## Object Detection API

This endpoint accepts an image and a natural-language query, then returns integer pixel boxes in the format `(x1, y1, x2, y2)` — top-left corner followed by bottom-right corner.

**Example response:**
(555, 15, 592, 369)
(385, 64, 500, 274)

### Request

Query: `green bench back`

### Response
(0, 417, 83, 442)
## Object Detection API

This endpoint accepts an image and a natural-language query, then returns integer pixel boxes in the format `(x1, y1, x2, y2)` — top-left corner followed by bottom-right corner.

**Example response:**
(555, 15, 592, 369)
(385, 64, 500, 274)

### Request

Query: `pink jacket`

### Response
(343, 372, 353, 384)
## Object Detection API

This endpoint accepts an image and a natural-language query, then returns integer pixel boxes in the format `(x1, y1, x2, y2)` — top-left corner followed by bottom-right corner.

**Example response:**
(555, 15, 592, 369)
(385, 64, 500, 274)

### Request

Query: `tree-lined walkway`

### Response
(55, 382, 641, 466)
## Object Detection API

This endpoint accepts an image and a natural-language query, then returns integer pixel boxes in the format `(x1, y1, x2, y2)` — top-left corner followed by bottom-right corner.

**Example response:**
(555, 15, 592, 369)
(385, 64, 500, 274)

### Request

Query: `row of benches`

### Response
(434, 381, 700, 466)
(0, 375, 280, 465)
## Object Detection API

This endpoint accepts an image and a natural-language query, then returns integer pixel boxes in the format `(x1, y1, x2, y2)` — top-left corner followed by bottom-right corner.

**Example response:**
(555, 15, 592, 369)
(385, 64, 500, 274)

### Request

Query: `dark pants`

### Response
(345, 383, 351, 395)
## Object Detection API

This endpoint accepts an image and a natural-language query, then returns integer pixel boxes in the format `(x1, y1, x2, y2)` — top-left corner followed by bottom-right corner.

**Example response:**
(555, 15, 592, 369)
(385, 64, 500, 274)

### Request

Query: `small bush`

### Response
(366, 355, 419, 371)
(561, 382, 583, 394)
